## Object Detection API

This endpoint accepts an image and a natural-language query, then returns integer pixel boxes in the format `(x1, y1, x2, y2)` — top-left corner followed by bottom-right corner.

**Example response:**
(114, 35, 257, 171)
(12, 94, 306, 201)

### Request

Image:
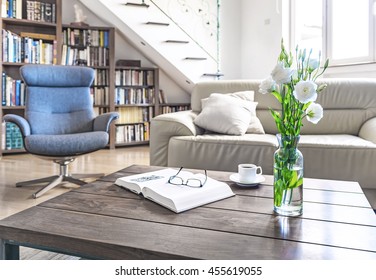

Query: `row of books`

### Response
(115, 122, 150, 144)
(61, 45, 109, 67)
(115, 69, 154, 86)
(1, 122, 24, 150)
(160, 105, 190, 114)
(116, 88, 154, 105)
(1, 73, 25, 106)
(93, 69, 109, 86)
(2, 29, 57, 64)
(91, 87, 109, 106)
(62, 28, 110, 48)
(1, 0, 56, 23)
(116, 107, 154, 124)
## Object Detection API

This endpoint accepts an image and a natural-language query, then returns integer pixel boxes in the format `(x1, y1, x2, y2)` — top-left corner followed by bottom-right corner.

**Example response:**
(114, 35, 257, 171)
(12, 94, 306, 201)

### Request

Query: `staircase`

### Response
(78, 0, 221, 92)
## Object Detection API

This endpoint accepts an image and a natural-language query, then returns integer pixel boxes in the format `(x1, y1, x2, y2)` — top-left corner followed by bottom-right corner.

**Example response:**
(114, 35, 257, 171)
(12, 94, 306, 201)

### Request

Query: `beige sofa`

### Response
(150, 79, 376, 200)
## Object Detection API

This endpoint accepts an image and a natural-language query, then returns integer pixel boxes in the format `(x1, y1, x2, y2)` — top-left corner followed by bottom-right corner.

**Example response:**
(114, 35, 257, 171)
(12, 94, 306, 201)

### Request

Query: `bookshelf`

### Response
(114, 66, 159, 146)
(61, 24, 115, 148)
(159, 103, 191, 114)
(0, 0, 62, 156)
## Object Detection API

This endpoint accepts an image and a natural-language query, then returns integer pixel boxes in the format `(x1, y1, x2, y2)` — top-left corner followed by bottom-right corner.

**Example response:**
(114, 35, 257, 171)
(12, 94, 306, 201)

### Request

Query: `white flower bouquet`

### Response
(259, 40, 329, 136)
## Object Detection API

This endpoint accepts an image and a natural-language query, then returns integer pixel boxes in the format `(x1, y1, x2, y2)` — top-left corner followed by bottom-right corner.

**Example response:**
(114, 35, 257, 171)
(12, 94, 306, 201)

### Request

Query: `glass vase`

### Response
(273, 134, 303, 216)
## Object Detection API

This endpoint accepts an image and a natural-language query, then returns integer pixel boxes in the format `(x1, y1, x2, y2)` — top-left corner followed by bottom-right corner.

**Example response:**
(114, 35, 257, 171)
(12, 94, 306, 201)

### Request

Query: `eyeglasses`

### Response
(168, 167, 207, 188)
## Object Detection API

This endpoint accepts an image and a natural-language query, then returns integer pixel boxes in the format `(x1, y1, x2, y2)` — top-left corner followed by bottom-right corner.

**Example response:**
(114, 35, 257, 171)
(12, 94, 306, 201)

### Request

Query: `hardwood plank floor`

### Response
(0, 146, 150, 260)
(0, 146, 150, 220)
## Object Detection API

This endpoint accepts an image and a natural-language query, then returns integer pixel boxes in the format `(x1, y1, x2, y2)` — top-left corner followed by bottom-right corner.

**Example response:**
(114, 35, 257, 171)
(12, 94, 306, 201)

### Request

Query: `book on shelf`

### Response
(62, 28, 110, 67)
(116, 87, 154, 105)
(91, 86, 109, 106)
(1, 122, 5, 150)
(115, 69, 154, 86)
(2, 72, 25, 106)
(4, 122, 23, 150)
(161, 105, 190, 114)
(25, 1, 56, 23)
(115, 122, 150, 143)
(115, 168, 235, 213)
(158, 89, 167, 103)
(116, 107, 153, 123)
(2, 29, 56, 64)
(2, 0, 22, 19)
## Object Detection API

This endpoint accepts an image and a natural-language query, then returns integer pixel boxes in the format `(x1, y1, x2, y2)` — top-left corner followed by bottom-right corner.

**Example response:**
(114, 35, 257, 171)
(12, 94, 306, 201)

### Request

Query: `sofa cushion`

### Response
(194, 92, 264, 135)
(168, 134, 278, 174)
(194, 93, 253, 135)
(202, 90, 264, 134)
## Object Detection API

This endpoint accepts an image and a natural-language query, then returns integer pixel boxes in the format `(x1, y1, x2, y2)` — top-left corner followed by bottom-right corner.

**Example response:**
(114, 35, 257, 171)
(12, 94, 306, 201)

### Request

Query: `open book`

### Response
(115, 168, 235, 213)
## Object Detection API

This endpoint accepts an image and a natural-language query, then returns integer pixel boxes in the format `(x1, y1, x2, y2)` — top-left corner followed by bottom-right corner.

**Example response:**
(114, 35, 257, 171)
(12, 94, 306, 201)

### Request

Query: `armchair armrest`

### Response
(3, 114, 31, 137)
(93, 112, 119, 132)
(150, 110, 203, 166)
(359, 117, 376, 144)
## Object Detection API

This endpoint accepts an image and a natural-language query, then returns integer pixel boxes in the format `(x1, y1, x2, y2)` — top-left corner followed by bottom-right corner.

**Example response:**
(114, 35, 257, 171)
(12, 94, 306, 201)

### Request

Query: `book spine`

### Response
(51, 3, 55, 23)
(1, 73, 24, 106)
(44, 2, 52, 22)
(2, 72, 6, 106)
(1, 0, 7, 18)
(1, 121, 5, 151)
(5, 122, 24, 149)
(8, 0, 13, 18)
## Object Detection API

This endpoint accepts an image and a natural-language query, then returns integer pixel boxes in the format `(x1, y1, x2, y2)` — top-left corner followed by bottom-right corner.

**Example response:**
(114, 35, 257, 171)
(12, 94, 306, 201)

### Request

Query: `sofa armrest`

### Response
(3, 114, 31, 137)
(150, 110, 203, 166)
(93, 112, 119, 132)
(359, 117, 376, 144)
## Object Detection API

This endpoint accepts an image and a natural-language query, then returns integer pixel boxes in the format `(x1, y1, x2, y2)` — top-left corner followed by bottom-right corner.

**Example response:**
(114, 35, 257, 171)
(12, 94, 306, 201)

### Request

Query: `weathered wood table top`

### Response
(1, 164, 376, 260)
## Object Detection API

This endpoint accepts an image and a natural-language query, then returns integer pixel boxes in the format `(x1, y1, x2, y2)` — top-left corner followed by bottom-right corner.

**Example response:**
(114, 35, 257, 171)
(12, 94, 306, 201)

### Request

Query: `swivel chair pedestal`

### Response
(16, 157, 104, 198)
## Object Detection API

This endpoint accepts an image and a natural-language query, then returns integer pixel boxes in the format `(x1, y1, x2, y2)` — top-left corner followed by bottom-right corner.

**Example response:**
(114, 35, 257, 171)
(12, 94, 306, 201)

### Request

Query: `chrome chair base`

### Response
(16, 158, 104, 199)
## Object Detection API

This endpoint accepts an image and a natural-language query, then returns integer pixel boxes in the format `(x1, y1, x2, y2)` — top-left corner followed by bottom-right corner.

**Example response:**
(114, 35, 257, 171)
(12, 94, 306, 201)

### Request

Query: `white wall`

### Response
(239, 0, 282, 79)
(63, 0, 190, 103)
(220, 0, 242, 79)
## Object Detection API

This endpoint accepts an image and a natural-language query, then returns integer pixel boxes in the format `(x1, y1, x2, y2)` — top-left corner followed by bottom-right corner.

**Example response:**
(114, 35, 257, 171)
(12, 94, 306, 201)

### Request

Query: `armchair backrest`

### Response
(20, 65, 95, 135)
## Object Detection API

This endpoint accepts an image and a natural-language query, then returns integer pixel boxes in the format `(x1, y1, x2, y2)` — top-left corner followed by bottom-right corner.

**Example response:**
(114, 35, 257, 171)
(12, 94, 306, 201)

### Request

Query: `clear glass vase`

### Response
(273, 134, 303, 216)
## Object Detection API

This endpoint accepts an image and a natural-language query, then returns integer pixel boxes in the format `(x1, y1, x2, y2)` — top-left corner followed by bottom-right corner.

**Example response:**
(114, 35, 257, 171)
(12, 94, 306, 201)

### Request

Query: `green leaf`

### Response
(271, 90, 282, 103)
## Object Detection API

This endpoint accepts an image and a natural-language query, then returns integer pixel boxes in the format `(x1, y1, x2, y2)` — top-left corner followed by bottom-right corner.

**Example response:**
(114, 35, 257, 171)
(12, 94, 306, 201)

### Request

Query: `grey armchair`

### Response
(3, 64, 119, 198)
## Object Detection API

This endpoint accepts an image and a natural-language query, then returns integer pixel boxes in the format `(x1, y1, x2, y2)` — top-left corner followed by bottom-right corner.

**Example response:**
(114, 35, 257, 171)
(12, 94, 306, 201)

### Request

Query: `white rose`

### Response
(259, 76, 276, 94)
(306, 103, 323, 124)
(293, 80, 318, 104)
(271, 62, 293, 84)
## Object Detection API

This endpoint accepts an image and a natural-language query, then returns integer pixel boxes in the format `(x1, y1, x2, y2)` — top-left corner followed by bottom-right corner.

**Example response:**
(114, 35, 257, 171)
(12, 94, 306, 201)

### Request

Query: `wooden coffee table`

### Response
(1, 165, 376, 259)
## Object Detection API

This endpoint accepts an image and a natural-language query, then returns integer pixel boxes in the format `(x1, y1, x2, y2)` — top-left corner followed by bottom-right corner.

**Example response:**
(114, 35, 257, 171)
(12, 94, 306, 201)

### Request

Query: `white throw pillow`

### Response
(200, 91, 265, 134)
(194, 94, 252, 135)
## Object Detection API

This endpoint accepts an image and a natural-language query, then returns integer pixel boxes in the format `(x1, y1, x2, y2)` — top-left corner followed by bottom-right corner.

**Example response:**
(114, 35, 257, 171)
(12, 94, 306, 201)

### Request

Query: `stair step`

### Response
(203, 73, 224, 77)
(146, 21, 170, 26)
(124, 2, 149, 8)
(185, 57, 207, 61)
(165, 40, 189, 44)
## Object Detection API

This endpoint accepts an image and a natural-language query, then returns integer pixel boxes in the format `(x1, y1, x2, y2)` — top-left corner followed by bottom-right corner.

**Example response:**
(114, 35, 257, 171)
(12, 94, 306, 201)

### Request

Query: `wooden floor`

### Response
(0, 146, 150, 260)
(0, 146, 150, 220)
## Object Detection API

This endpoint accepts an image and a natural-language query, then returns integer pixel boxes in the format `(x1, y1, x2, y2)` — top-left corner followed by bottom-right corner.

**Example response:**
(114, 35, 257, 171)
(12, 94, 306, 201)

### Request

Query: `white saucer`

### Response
(229, 173, 265, 187)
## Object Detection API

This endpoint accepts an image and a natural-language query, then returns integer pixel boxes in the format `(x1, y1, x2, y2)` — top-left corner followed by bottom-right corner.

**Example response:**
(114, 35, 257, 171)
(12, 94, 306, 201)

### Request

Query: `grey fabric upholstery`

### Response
(3, 64, 119, 198)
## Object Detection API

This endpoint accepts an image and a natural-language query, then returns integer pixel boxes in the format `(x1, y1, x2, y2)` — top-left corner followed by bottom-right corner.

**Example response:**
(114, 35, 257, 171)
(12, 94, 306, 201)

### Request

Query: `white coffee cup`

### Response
(238, 163, 262, 183)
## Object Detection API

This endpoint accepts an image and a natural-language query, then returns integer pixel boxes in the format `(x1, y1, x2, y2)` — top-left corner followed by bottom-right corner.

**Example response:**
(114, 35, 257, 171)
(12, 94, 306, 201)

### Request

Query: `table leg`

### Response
(0, 239, 20, 260)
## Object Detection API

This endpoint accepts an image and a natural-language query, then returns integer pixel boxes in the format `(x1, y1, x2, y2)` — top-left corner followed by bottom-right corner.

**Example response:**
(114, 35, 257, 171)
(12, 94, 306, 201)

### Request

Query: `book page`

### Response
(116, 168, 235, 213)
(143, 171, 234, 213)
(115, 168, 176, 194)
